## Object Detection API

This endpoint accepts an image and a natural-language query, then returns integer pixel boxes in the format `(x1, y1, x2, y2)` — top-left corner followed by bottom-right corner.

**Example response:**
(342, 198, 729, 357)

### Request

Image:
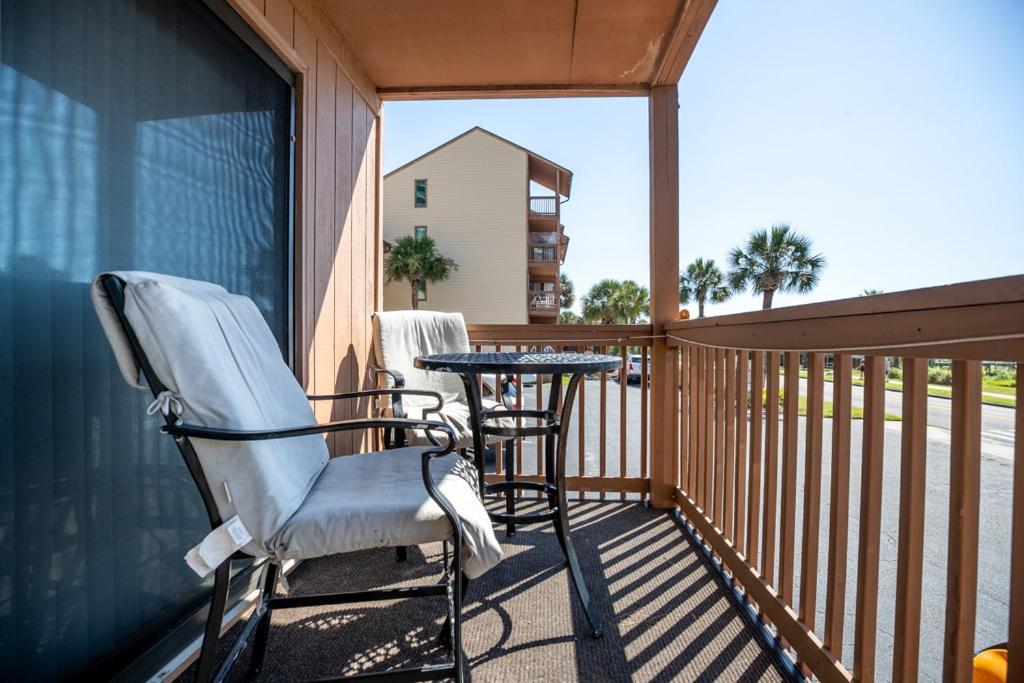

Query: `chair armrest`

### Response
(161, 416, 456, 452)
(307, 388, 442, 415)
(369, 363, 404, 388)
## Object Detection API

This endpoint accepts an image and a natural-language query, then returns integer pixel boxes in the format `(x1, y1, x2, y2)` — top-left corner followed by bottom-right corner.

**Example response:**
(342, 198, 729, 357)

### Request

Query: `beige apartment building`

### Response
(383, 127, 571, 324)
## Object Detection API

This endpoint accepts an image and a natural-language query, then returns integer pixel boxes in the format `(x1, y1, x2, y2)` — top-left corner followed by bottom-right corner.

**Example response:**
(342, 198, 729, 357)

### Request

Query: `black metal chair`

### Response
(94, 274, 497, 682)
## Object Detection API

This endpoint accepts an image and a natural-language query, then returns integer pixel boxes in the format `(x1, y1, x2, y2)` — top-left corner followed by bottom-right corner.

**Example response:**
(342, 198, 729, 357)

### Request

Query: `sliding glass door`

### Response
(0, 0, 294, 677)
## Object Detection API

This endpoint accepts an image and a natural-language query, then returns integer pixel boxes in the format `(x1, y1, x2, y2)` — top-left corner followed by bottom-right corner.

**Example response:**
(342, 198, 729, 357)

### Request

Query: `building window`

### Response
(417, 279, 427, 301)
(414, 179, 427, 207)
(414, 225, 427, 239)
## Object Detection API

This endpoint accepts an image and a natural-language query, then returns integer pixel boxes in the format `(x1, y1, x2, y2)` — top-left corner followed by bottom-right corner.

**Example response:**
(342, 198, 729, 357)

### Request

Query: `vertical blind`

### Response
(0, 0, 293, 677)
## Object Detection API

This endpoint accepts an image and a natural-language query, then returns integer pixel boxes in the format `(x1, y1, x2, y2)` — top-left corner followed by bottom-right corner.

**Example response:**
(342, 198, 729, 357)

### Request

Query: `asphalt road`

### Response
(804, 375, 1018, 450)
(510, 378, 1016, 681)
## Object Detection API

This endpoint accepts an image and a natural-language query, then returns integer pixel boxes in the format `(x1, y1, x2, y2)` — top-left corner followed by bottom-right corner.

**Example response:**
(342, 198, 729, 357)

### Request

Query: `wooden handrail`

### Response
(666, 274, 1024, 360)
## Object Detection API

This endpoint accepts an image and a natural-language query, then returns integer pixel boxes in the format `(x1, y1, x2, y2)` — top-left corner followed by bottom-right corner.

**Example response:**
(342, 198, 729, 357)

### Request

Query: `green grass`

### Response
(793, 368, 1016, 409)
(761, 389, 900, 421)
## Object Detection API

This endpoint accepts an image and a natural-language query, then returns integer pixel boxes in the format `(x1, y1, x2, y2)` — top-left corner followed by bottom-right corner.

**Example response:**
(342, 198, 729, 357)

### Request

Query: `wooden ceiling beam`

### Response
(377, 83, 650, 101)
(652, 0, 718, 86)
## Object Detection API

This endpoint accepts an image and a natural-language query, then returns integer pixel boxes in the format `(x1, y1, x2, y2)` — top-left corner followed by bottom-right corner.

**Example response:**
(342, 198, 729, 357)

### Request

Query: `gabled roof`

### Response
(384, 127, 573, 197)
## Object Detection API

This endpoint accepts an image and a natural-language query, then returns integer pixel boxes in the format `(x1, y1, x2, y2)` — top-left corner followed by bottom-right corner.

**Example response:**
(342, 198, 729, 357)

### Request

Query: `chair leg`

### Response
(503, 440, 516, 537)
(196, 561, 231, 682)
(246, 562, 278, 678)
(395, 546, 408, 562)
(437, 573, 469, 651)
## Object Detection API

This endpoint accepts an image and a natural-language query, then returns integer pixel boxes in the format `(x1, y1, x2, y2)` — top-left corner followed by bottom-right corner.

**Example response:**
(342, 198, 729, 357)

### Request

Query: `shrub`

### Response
(887, 366, 903, 380)
(928, 366, 953, 386)
(983, 366, 1016, 387)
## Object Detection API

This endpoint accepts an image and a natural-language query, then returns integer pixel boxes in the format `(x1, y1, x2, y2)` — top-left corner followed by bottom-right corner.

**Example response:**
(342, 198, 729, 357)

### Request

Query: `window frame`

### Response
(414, 178, 428, 207)
(417, 279, 428, 301)
(414, 225, 427, 239)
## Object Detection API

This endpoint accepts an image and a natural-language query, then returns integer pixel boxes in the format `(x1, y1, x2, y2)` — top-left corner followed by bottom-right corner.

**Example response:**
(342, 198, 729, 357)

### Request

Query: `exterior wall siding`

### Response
(382, 131, 529, 324)
(251, 0, 381, 455)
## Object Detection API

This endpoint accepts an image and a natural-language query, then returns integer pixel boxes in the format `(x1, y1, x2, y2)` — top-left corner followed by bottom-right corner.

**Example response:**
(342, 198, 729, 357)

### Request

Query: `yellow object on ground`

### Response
(972, 646, 1007, 683)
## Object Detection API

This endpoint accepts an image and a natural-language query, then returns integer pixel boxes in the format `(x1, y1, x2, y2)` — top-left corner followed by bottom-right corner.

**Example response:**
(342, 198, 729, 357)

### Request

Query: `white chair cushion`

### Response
(91, 272, 326, 557)
(272, 448, 502, 579)
(372, 310, 470, 407)
(397, 398, 516, 449)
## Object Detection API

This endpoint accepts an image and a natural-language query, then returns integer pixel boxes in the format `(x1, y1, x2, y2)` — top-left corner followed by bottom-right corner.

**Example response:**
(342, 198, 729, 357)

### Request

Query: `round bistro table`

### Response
(413, 351, 622, 637)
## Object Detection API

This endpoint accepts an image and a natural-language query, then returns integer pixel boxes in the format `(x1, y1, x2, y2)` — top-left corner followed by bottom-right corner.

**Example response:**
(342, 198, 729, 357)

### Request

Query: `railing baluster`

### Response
(672, 346, 682, 491)
(800, 353, 825, 631)
(735, 350, 749, 553)
(515, 344, 523, 477)
(536, 351, 544, 485)
(577, 345, 586, 485)
(641, 346, 649, 481)
(600, 346, 608, 501)
(746, 351, 764, 566)
(853, 355, 886, 681)
(697, 347, 708, 510)
(780, 351, 800, 604)
(762, 351, 780, 584)
(1008, 362, 1024, 683)
(495, 343, 503, 475)
(714, 348, 726, 523)
(692, 344, 700, 499)
(704, 347, 715, 513)
(620, 345, 628, 500)
(943, 360, 981, 683)
(724, 350, 737, 540)
(892, 357, 928, 683)
(824, 353, 852, 655)
(678, 346, 688, 492)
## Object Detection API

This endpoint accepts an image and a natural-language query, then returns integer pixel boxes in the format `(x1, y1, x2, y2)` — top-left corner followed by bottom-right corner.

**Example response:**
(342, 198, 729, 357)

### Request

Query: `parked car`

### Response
(620, 354, 646, 384)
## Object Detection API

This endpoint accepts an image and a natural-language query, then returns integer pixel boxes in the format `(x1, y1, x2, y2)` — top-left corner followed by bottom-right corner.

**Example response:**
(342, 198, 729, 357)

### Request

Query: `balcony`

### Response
(457, 281, 1024, 682)
(528, 290, 558, 315)
(529, 195, 558, 218)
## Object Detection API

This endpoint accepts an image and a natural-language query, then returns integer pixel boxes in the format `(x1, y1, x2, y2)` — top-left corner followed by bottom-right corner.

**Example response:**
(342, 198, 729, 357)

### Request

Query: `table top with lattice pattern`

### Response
(414, 351, 622, 375)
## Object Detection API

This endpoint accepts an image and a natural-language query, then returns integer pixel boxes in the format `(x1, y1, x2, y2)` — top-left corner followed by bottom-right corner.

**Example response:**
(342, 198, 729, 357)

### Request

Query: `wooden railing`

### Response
(466, 324, 652, 499)
(528, 195, 558, 216)
(664, 276, 1024, 682)
(527, 292, 558, 311)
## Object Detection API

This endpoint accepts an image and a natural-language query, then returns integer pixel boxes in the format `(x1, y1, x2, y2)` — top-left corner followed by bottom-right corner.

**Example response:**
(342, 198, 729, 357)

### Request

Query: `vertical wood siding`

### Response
(249, 0, 381, 455)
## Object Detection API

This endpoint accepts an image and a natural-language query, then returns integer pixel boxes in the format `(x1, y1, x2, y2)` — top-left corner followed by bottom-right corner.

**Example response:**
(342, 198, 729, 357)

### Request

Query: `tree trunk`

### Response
(411, 279, 419, 310)
(698, 299, 705, 318)
(762, 289, 774, 309)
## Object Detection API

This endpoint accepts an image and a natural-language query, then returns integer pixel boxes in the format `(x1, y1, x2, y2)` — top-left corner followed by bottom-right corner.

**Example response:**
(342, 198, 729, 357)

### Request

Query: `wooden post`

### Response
(648, 84, 680, 509)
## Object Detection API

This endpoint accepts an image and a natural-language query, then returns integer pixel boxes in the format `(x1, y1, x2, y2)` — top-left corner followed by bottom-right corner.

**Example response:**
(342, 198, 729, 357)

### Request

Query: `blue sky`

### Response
(382, 0, 1024, 317)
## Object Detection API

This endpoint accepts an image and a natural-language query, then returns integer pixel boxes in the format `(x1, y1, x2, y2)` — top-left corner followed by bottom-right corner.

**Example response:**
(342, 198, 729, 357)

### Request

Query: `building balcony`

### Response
(528, 291, 559, 315)
(528, 195, 558, 218)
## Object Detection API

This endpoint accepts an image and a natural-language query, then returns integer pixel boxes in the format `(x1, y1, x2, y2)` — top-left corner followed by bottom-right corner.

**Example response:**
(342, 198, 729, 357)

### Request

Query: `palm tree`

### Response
(581, 279, 650, 324)
(559, 273, 575, 310)
(727, 224, 826, 309)
(559, 310, 582, 325)
(679, 257, 731, 318)
(384, 235, 457, 310)
(581, 279, 620, 324)
(611, 280, 650, 323)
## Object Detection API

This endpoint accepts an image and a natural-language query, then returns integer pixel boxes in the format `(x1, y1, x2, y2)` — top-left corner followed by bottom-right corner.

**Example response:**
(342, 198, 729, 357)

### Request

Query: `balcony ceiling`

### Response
(318, 0, 718, 99)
